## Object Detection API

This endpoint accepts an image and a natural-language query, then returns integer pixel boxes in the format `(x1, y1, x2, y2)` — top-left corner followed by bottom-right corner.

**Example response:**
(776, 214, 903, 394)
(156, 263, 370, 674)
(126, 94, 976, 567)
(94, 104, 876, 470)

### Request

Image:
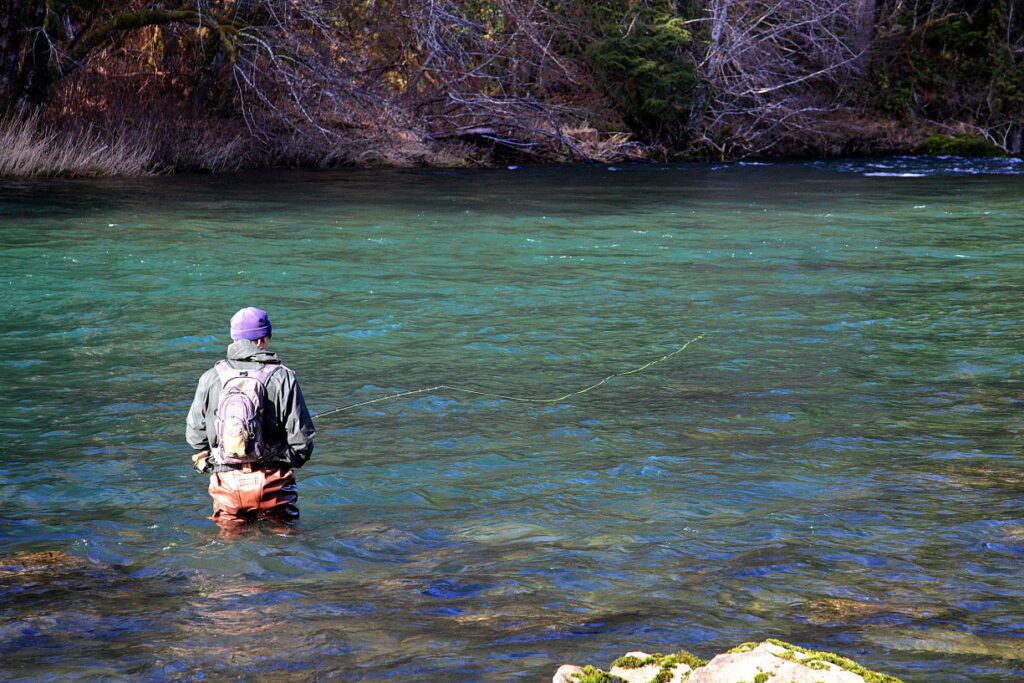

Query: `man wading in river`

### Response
(186, 307, 315, 530)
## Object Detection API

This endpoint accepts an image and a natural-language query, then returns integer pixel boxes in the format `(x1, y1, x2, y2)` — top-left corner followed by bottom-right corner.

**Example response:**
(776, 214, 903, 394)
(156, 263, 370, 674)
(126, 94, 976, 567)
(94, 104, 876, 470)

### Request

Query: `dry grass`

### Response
(562, 126, 646, 163)
(3, 75, 639, 177)
(152, 119, 250, 173)
(0, 111, 494, 177)
(0, 115, 155, 177)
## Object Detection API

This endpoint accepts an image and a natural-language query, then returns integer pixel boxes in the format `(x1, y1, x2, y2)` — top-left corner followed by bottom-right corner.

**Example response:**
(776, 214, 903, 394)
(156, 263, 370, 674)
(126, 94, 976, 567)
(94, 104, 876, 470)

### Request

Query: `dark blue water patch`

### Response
(981, 541, 1024, 557)
(493, 620, 625, 646)
(421, 606, 466, 616)
(0, 624, 69, 653)
(421, 578, 495, 600)
(808, 156, 1024, 177)
(928, 449, 1009, 461)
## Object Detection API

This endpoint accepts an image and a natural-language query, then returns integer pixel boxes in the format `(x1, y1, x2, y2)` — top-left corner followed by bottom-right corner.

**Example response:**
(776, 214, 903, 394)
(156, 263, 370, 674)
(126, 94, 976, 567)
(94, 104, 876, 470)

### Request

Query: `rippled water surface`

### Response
(2, 159, 1022, 681)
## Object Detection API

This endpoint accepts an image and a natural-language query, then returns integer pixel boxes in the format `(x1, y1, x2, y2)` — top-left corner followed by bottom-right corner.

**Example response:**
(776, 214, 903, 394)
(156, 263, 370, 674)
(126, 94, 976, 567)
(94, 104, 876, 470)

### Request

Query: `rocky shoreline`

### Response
(553, 640, 904, 683)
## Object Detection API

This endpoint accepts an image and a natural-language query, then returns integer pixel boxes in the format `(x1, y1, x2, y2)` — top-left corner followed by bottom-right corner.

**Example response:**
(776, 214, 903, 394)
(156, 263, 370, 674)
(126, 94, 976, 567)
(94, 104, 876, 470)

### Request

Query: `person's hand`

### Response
(191, 450, 210, 473)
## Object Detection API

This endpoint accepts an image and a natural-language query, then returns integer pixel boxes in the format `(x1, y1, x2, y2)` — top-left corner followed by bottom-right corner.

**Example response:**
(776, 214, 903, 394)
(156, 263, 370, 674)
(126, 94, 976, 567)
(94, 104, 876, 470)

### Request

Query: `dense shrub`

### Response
(584, 3, 699, 146)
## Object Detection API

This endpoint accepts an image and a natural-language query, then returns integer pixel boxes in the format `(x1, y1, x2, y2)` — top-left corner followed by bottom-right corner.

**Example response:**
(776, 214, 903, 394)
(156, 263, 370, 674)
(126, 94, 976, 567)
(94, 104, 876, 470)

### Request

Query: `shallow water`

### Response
(1, 158, 1022, 681)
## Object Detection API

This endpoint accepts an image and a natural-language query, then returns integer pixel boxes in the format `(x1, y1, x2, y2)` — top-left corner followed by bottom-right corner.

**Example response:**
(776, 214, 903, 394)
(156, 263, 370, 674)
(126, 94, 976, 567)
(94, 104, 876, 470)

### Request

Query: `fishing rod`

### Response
(311, 333, 705, 420)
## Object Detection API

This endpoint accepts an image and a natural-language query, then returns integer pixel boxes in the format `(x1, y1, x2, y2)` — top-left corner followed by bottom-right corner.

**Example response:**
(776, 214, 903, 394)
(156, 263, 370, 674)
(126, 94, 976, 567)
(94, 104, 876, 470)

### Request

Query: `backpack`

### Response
(211, 361, 281, 465)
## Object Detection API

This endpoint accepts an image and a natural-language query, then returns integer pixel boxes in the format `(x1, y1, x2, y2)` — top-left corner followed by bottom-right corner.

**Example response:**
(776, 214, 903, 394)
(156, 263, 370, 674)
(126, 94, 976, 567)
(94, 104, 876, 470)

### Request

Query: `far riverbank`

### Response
(0, 113, 1016, 179)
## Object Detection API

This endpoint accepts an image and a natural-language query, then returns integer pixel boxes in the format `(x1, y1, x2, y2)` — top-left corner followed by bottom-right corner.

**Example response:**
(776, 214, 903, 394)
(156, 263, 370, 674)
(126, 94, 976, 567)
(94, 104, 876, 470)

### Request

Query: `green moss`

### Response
(649, 650, 708, 683)
(572, 664, 626, 683)
(766, 639, 905, 683)
(728, 642, 759, 654)
(675, 649, 707, 669)
(650, 659, 675, 683)
(610, 654, 650, 669)
(917, 134, 1007, 157)
(753, 672, 773, 683)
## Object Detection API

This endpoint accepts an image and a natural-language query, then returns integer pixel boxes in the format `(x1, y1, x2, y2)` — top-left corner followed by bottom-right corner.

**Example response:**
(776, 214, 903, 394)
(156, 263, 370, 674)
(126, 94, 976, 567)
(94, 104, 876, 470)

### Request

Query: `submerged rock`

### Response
(554, 639, 904, 683)
(0, 549, 117, 591)
(0, 549, 82, 572)
(806, 596, 946, 626)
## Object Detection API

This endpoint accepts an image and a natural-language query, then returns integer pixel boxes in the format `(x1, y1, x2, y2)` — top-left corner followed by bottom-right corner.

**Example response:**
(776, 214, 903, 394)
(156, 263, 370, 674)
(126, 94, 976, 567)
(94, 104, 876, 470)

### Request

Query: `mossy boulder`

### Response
(554, 639, 904, 683)
(916, 133, 1007, 157)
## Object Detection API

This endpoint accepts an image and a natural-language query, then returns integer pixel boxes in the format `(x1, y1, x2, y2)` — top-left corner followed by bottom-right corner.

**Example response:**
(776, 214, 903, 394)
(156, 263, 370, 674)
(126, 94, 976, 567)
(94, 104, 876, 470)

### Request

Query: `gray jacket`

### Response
(186, 339, 315, 472)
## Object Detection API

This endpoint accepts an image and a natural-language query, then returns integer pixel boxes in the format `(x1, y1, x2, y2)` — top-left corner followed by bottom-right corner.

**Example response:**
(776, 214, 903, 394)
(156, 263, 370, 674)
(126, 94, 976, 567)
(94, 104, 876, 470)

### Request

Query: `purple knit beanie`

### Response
(230, 307, 273, 341)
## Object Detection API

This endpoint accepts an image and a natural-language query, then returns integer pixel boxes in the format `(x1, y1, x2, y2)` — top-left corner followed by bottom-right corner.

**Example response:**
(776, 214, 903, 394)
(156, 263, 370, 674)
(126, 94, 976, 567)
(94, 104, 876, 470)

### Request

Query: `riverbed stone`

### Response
(554, 639, 904, 683)
(688, 641, 864, 683)
(552, 664, 586, 683)
(0, 549, 105, 589)
(607, 652, 662, 683)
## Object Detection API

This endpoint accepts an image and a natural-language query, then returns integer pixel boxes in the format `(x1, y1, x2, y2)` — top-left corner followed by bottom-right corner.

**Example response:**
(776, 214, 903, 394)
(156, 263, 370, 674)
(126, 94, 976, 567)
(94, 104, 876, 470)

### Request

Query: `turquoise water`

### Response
(1, 158, 1022, 681)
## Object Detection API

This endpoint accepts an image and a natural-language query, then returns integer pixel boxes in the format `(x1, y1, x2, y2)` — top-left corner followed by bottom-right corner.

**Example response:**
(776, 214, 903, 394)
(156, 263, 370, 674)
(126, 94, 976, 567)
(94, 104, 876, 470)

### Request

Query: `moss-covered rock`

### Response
(917, 133, 1007, 157)
(608, 650, 705, 683)
(554, 639, 904, 683)
(553, 664, 629, 683)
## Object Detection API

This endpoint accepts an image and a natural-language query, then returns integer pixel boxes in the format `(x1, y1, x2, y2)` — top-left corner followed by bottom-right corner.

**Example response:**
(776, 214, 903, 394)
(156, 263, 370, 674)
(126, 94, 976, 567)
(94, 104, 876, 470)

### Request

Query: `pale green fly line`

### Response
(311, 333, 705, 420)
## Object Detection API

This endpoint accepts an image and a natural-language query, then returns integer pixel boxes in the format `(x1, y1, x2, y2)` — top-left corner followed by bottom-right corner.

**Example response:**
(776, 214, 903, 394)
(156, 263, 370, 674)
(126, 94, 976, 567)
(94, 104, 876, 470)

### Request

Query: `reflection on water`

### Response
(1, 158, 1022, 681)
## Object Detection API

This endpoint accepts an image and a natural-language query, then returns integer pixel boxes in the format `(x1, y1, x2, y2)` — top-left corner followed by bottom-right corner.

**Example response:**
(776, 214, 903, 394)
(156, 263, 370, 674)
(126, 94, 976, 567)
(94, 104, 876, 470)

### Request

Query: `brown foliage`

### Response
(3, 0, 1017, 174)
(1, 0, 642, 173)
(692, 0, 873, 158)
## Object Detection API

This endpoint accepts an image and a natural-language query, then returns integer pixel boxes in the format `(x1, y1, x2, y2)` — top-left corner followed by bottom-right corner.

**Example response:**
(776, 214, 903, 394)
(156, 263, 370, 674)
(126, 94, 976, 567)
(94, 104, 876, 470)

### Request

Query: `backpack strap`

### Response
(213, 359, 238, 383)
(251, 363, 281, 385)
(215, 359, 281, 385)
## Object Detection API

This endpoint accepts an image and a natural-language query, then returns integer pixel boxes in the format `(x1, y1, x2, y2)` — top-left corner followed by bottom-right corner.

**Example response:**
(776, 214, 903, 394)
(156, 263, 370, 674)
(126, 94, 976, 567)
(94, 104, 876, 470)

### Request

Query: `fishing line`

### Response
(312, 333, 705, 420)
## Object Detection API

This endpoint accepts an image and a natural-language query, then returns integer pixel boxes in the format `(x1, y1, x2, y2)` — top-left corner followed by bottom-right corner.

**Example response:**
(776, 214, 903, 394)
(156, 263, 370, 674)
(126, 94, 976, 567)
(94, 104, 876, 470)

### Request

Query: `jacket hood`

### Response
(226, 339, 280, 363)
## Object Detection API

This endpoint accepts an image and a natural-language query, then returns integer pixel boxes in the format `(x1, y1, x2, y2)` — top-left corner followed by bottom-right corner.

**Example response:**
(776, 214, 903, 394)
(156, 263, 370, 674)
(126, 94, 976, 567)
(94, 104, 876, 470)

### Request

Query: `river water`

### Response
(1, 158, 1022, 681)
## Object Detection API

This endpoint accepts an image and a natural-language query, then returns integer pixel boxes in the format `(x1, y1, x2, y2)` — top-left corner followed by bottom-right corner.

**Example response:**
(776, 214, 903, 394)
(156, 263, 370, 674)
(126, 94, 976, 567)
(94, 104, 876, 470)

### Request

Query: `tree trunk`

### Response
(0, 0, 30, 113)
(63, 9, 197, 76)
(851, 0, 877, 72)
(20, 0, 52, 107)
